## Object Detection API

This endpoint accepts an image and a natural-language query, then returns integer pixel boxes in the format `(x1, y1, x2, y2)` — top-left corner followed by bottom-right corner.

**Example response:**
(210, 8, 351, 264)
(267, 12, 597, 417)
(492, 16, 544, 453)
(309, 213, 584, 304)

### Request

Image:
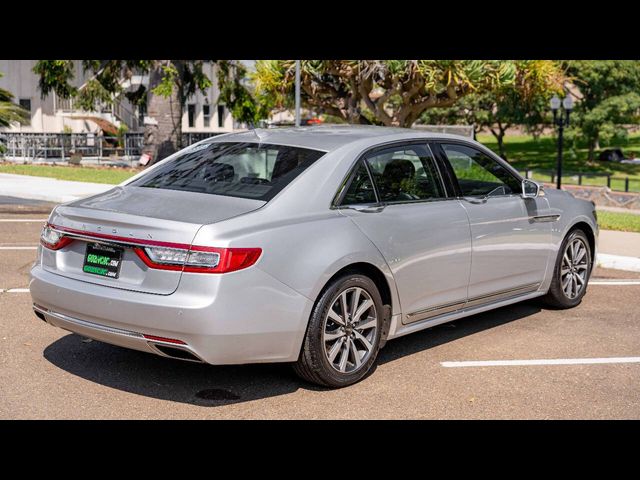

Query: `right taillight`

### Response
(134, 245, 261, 274)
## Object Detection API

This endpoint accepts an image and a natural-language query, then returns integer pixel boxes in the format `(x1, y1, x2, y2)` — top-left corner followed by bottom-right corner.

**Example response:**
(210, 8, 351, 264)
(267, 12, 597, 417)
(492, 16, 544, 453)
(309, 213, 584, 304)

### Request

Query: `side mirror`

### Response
(522, 179, 540, 199)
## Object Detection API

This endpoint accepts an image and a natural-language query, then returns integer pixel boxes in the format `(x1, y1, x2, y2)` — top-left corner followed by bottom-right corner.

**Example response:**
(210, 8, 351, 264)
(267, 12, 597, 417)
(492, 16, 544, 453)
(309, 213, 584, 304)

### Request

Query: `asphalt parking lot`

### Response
(1, 199, 640, 419)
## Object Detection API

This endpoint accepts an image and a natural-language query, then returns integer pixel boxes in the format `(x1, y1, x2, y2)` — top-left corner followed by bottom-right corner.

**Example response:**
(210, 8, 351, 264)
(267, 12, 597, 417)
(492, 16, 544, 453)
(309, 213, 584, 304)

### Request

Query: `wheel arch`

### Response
(566, 220, 597, 269)
(322, 262, 394, 310)
(314, 261, 396, 349)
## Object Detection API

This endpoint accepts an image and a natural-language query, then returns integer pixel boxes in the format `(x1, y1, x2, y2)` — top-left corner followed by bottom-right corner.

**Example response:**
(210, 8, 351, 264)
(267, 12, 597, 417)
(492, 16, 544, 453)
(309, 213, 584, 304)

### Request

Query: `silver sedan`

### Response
(30, 126, 598, 387)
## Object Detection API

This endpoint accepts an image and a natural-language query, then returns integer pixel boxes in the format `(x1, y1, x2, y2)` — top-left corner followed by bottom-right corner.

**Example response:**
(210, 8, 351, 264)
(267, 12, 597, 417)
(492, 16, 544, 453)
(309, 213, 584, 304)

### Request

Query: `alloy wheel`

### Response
(560, 237, 589, 299)
(322, 287, 378, 374)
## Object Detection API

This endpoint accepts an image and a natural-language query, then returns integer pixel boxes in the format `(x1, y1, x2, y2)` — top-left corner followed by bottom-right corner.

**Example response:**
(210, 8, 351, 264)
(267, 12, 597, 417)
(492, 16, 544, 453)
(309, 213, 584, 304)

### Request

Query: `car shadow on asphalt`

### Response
(43, 300, 542, 407)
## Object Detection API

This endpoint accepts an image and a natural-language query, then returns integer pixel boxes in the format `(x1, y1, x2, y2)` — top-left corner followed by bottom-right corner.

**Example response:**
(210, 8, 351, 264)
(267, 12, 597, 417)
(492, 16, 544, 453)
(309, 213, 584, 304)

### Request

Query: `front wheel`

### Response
(293, 274, 383, 388)
(543, 229, 592, 309)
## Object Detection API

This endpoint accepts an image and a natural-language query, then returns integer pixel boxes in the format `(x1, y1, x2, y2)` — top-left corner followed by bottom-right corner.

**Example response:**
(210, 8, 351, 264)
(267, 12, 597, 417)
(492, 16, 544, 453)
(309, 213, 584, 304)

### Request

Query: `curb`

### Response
(597, 253, 640, 273)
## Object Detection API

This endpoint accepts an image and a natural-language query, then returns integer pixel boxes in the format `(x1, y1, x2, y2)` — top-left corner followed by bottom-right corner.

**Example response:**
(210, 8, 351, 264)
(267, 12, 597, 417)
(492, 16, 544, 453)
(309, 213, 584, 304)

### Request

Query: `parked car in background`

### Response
(30, 126, 598, 387)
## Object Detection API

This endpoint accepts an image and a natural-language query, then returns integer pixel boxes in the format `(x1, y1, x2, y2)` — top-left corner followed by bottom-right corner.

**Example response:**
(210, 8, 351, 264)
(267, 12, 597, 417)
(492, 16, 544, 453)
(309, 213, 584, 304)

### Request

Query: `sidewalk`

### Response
(597, 230, 640, 272)
(598, 205, 640, 216)
(0, 173, 112, 203)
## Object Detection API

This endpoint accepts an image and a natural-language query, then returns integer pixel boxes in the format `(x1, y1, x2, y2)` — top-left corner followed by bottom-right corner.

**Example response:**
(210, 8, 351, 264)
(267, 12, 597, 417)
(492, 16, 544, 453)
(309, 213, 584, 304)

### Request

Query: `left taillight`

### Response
(134, 246, 261, 274)
(40, 224, 73, 250)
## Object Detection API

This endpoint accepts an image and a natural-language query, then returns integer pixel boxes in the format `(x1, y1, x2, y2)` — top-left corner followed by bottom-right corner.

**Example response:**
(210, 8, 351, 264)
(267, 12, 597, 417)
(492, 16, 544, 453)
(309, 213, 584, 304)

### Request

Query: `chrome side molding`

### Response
(406, 282, 541, 324)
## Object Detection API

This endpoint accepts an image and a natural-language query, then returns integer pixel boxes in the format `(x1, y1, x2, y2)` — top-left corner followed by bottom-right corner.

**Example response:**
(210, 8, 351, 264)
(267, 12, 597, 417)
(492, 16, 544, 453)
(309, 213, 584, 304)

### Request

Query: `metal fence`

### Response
(523, 169, 640, 193)
(0, 131, 226, 164)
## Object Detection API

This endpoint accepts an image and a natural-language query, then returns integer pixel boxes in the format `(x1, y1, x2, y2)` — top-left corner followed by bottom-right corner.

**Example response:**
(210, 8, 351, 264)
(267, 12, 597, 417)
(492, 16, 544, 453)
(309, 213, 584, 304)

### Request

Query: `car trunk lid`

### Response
(41, 186, 265, 295)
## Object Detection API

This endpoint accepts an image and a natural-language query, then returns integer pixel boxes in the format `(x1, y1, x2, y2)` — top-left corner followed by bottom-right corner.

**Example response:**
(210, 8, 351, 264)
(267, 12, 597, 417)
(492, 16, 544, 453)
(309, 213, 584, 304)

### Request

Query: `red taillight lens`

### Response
(135, 246, 261, 274)
(40, 224, 73, 250)
(215, 248, 262, 273)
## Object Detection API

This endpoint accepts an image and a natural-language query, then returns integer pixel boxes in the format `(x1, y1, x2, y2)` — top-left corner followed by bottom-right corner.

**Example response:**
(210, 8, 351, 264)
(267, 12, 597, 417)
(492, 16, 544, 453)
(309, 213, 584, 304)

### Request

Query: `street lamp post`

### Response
(550, 93, 574, 189)
(295, 60, 301, 127)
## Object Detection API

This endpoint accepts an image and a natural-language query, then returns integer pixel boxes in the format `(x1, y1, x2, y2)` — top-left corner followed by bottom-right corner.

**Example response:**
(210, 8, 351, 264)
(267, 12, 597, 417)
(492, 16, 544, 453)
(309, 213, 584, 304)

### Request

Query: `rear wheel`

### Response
(543, 229, 592, 308)
(294, 274, 383, 388)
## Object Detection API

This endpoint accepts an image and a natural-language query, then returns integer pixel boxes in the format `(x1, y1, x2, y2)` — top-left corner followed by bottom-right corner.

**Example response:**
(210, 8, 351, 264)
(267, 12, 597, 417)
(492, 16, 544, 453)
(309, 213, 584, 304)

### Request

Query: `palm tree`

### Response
(0, 72, 30, 127)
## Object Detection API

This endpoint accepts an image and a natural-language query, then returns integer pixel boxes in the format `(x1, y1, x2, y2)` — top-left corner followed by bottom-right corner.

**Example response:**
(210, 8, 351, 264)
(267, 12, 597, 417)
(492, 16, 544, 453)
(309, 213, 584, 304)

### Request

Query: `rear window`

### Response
(130, 142, 325, 201)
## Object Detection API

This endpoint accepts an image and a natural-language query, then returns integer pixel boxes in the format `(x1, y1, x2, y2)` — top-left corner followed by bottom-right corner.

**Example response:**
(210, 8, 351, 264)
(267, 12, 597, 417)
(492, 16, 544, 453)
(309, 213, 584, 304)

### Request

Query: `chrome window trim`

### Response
(331, 139, 453, 209)
(434, 139, 525, 199)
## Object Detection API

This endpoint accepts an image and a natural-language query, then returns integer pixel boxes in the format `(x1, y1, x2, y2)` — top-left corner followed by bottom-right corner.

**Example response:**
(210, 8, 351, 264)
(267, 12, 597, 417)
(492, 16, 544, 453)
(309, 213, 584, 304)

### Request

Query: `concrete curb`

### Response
(597, 253, 640, 273)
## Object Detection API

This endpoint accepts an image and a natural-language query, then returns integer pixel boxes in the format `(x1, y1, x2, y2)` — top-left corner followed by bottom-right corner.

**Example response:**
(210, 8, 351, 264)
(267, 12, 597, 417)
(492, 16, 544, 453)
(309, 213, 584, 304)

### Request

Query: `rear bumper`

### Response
(29, 264, 314, 364)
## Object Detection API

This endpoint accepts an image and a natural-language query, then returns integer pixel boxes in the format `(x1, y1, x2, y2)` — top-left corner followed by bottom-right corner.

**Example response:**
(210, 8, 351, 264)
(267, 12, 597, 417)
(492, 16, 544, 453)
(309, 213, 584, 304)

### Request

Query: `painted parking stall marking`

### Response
(589, 280, 640, 285)
(0, 219, 48, 223)
(0, 246, 39, 250)
(0, 288, 30, 293)
(441, 357, 640, 368)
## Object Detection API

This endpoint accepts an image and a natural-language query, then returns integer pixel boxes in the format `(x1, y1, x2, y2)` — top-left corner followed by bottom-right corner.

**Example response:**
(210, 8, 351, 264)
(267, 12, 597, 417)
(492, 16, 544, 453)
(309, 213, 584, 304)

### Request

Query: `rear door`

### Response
(433, 141, 553, 301)
(337, 142, 472, 324)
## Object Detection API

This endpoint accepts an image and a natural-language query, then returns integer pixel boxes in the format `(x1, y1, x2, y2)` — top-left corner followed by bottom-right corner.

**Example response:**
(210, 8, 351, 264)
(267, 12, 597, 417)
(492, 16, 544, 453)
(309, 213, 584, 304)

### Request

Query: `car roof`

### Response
(204, 124, 474, 152)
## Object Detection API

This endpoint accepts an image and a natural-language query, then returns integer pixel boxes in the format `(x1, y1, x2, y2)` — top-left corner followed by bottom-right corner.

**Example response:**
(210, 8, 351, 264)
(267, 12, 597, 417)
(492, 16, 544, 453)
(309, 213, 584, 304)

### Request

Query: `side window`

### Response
(441, 144, 521, 197)
(364, 144, 445, 203)
(341, 161, 377, 205)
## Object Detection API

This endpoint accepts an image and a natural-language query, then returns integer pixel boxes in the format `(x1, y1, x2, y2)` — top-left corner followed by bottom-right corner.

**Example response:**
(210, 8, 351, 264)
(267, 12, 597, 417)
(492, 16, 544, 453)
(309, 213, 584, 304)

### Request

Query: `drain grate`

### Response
(195, 388, 240, 401)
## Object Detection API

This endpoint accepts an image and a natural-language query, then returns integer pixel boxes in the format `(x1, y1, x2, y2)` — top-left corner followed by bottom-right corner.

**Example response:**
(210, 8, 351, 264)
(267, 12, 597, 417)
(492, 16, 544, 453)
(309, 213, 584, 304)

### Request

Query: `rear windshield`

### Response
(130, 142, 326, 201)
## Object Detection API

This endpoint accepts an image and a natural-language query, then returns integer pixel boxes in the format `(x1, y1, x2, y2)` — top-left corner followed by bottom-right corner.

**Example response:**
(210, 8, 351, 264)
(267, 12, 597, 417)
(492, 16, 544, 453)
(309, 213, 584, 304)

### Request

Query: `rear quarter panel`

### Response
(191, 207, 400, 315)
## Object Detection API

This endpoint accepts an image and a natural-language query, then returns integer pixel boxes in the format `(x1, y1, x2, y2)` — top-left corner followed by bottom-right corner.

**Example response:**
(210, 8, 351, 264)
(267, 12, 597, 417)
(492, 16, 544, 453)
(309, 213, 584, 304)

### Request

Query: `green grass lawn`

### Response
(477, 133, 640, 193)
(596, 210, 640, 233)
(0, 163, 138, 184)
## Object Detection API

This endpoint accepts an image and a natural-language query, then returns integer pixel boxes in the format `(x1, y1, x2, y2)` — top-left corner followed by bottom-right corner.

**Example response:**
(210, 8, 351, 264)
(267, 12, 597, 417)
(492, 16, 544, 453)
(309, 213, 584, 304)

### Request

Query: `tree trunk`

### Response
(490, 123, 509, 160)
(142, 61, 183, 166)
(588, 135, 599, 161)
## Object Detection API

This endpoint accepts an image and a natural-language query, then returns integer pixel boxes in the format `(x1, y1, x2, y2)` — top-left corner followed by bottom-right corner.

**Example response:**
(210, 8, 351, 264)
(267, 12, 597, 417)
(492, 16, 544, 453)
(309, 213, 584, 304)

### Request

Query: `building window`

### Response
(187, 104, 196, 128)
(19, 98, 32, 117)
(218, 105, 225, 128)
(203, 104, 211, 128)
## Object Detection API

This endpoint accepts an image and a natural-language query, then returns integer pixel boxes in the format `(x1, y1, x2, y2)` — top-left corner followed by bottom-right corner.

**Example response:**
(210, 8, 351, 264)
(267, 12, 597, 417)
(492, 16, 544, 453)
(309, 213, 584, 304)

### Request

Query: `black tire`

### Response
(293, 273, 384, 388)
(542, 229, 592, 309)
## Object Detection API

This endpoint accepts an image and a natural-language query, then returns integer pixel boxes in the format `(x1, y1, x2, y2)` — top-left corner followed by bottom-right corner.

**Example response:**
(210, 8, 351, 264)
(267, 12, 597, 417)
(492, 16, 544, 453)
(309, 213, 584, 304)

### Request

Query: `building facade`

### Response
(0, 60, 236, 134)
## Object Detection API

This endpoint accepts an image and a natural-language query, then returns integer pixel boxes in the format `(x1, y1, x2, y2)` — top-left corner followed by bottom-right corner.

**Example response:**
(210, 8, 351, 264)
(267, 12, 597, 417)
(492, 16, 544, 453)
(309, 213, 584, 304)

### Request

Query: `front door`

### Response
(337, 143, 472, 324)
(435, 142, 554, 302)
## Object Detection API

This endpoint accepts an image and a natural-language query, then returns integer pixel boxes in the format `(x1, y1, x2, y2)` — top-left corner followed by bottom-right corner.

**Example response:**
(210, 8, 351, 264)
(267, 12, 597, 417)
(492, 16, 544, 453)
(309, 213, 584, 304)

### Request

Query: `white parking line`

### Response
(0, 219, 47, 222)
(0, 246, 38, 250)
(0, 288, 30, 293)
(589, 280, 640, 286)
(441, 357, 640, 368)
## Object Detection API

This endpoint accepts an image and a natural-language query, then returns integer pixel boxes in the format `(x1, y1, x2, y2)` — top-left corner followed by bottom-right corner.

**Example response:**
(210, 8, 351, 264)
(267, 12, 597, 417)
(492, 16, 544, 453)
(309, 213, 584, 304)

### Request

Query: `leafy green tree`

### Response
(421, 61, 564, 160)
(216, 60, 273, 127)
(0, 72, 30, 127)
(252, 60, 520, 127)
(564, 61, 640, 160)
(33, 60, 214, 165)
